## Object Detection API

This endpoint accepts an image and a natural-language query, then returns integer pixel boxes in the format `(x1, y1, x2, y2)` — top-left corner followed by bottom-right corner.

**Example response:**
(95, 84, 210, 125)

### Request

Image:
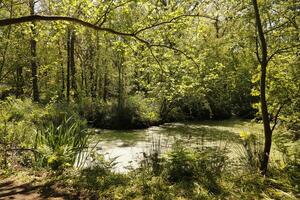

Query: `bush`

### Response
(273, 130, 300, 190)
(109, 95, 160, 129)
(0, 97, 47, 168)
(162, 142, 228, 194)
(36, 116, 90, 170)
(164, 143, 197, 183)
(75, 95, 160, 129)
(178, 96, 211, 120)
(236, 131, 263, 172)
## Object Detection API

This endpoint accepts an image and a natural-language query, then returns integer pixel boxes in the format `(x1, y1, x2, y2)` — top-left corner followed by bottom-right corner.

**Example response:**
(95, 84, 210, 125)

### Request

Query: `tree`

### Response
(252, 0, 300, 174)
(29, 0, 39, 102)
(66, 28, 76, 102)
(0, 2, 298, 166)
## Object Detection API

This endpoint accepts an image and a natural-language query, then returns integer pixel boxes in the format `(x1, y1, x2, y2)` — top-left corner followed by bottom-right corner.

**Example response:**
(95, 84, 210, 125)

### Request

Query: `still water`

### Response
(84, 119, 263, 172)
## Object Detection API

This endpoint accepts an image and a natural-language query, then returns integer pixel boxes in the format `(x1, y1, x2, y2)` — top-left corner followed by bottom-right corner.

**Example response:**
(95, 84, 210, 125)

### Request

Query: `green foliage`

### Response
(73, 95, 160, 129)
(162, 143, 227, 194)
(236, 131, 263, 172)
(273, 130, 300, 191)
(36, 116, 89, 170)
(0, 97, 47, 168)
(0, 0, 300, 198)
(163, 143, 197, 183)
(178, 95, 211, 120)
(110, 95, 156, 129)
(0, 98, 88, 169)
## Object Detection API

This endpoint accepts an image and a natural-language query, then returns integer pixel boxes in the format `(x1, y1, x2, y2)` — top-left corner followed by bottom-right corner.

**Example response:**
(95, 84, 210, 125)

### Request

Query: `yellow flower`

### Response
(240, 131, 250, 140)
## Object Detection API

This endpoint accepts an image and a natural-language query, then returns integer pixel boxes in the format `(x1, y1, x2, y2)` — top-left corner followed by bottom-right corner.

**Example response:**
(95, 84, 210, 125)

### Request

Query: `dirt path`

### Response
(0, 178, 41, 200)
(0, 177, 80, 200)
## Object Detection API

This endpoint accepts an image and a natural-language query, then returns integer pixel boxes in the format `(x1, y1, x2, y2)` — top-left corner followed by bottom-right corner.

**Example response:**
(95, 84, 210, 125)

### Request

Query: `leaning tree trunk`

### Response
(29, 0, 39, 102)
(252, 0, 273, 175)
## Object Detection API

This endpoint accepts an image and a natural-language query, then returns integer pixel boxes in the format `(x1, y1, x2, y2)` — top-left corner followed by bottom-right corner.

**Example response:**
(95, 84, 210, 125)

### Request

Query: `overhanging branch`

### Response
(0, 14, 200, 68)
(134, 14, 216, 35)
(0, 15, 135, 36)
(133, 35, 200, 68)
(267, 44, 300, 63)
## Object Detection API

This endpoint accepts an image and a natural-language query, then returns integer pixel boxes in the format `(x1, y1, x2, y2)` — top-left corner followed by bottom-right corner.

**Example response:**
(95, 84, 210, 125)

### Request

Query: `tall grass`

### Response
(36, 116, 90, 170)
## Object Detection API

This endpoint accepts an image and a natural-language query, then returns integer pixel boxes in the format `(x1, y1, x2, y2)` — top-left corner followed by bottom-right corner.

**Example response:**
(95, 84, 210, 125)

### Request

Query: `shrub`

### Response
(162, 142, 228, 194)
(36, 116, 90, 170)
(236, 131, 263, 172)
(164, 143, 197, 183)
(178, 96, 211, 120)
(78, 95, 160, 129)
(0, 97, 47, 168)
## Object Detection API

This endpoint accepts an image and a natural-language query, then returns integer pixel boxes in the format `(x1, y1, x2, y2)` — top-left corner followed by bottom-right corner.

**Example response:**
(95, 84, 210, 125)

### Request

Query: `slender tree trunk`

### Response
(97, 68, 102, 98)
(80, 61, 84, 93)
(66, 28, 77, 102)
(89, 63, 94, 97)
(29, 0, 39, 102)
(215, 16, 220, 39)
(66, 29, 71, 102)
(92, 32, 100, 99)
(16, 65, 23, 97)
(117, 61, 121, 107)
(84, 62, 88, 96)
(252, 0, 273, 175)
(116, 58, 124, 112)
(103, 62, 108, 102)
(57, 42, 65, 99)
(70, 29, 77, 99)
(88, 46, 95, 98)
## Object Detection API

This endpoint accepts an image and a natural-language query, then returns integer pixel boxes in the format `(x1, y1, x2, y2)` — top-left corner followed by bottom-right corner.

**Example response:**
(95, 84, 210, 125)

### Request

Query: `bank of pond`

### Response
(0, 98, 299, 199)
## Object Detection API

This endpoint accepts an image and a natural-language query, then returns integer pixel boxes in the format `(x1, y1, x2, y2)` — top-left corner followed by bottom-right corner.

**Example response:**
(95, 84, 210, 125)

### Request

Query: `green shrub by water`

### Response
(73, 95, 161, 129)
(0, 97, 89, 170)
(36, 116, 89, 170)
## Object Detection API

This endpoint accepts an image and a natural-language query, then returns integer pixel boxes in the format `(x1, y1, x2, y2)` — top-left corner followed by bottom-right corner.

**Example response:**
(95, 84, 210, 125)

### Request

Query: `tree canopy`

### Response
(0, 0, 299, 176)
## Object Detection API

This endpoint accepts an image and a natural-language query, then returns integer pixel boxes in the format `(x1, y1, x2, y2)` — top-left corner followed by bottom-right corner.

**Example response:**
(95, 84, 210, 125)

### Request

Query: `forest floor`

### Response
(0, 177, 43, 200)
(0, 175, 82, 200)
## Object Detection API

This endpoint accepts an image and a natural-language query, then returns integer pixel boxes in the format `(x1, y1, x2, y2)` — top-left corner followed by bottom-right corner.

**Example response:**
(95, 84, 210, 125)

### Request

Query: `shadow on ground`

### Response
(0, 178, 81, 200)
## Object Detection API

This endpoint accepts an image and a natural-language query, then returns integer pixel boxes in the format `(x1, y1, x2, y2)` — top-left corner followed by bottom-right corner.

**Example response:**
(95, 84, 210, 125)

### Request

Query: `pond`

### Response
(82, 119, 264, 173)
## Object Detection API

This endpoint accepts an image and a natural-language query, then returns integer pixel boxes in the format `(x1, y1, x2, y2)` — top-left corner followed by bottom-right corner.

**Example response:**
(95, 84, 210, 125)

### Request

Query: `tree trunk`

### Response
(66, 28, 77, 102)
(70, 29, 77, 99)
(117, 59, 123, 112)
(88, 46, 95, 98)
(15, 65, 23, 97)
(252, 0, 273, 175)
(29, 0, 39, 102)
(57, 42, 65, 99)
(92, 32, 100, 99)
(103, 62, 108, 102)
(66, 29, 71, 102)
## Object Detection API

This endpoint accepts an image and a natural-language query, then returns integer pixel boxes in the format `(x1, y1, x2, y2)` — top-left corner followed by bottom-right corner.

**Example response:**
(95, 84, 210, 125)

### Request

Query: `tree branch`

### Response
(148, 46, 164, 73)
(271, 103, 285, 133)
(264, 20, 289, 34)
(0, 14, 200, 68)
(0, 15, 135, 37)
(94, 0, 114, 26)
(255, 36, 262, 64)
(134, 14, 217, 35)
(133, 35, 199, 68)
(267, 44, 300, 63)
